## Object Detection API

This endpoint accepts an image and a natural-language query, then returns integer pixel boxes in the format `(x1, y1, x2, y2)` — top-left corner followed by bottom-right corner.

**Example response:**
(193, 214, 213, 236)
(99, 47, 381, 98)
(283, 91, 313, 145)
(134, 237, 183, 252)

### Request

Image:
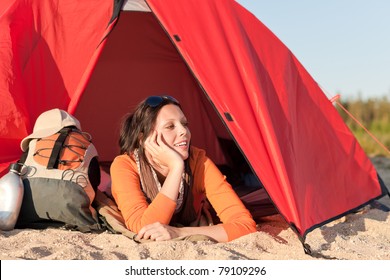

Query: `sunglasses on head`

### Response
(145, 95, 179, 107)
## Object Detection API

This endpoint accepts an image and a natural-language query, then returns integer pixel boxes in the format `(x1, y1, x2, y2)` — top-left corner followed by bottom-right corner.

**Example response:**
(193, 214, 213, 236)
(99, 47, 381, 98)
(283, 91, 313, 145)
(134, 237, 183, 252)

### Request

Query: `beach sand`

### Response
(1, 157, 389, 260)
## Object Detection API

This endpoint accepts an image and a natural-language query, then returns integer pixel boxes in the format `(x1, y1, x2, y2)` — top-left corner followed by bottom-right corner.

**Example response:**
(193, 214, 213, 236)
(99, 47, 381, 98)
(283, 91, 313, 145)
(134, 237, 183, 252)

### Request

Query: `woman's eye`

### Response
(182, 121, 189, 127)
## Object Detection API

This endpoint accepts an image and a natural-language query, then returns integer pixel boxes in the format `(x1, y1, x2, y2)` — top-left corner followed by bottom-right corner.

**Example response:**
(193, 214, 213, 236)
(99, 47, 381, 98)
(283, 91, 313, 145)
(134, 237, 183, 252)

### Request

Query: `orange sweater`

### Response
(110, 146, 256, 241)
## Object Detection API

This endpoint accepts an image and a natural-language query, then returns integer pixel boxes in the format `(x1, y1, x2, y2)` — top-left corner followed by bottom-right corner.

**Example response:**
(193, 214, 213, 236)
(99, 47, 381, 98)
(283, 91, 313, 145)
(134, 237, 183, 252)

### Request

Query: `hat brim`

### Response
(20, 126, 66, 152)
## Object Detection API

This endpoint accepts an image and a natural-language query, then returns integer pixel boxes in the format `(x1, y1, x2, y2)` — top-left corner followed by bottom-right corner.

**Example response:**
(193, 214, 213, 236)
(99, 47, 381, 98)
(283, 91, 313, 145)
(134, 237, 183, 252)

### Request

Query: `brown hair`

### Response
(118, 96, 196, 225)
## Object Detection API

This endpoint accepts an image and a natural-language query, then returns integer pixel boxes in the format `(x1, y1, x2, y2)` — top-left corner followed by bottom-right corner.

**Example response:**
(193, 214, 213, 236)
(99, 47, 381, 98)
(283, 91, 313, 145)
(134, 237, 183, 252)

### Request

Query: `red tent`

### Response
(0, 0, 387, 247)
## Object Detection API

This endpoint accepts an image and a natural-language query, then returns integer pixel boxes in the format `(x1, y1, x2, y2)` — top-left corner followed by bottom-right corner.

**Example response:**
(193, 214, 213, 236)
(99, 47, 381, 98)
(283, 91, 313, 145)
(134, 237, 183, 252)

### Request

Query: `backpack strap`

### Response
(47, 127, 72, 169)
(18, 149, 29, 165)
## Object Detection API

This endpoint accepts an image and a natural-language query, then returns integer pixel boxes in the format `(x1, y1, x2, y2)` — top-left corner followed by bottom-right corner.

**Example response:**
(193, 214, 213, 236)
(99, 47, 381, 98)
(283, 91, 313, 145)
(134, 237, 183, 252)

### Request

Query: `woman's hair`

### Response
(119, 96, 181, 154)
(118, 96, 196, 225)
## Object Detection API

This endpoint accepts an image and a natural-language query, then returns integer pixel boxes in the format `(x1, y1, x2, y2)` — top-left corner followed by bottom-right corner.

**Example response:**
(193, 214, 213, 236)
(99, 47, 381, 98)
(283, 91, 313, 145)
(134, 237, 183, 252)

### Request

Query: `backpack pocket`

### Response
(16, 177, 102, 232)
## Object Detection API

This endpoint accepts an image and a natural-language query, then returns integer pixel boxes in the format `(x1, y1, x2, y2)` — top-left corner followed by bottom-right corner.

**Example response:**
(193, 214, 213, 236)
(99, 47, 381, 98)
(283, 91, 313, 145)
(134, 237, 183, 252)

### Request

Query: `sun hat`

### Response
(20, 108, 81, 152)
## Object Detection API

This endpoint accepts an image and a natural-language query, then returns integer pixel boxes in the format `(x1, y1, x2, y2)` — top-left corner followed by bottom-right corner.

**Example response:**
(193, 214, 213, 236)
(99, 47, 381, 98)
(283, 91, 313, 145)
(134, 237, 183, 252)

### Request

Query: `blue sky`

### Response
(236, 0, 390, 100)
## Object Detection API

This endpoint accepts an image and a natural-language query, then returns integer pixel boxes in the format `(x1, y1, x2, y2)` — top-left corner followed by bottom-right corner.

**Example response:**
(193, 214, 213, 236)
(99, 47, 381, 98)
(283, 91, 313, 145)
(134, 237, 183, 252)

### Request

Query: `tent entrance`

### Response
(75, 11, 227, 165)
(74, 11, 277, 220)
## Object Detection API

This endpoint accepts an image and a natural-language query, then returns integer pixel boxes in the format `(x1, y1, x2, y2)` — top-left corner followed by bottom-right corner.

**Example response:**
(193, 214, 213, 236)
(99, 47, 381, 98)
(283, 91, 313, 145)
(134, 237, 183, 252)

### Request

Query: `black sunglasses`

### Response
(145, 95, 179, 107)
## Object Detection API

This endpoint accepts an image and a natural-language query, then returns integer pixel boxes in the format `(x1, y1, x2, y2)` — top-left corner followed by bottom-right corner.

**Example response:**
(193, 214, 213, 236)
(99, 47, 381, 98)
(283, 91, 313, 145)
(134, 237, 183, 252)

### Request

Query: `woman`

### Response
(110, 95, 256, 242)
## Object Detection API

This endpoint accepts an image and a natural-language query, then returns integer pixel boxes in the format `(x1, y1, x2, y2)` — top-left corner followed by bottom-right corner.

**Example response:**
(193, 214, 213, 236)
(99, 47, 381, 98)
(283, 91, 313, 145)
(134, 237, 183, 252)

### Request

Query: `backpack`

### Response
(16, 109, 103, 232)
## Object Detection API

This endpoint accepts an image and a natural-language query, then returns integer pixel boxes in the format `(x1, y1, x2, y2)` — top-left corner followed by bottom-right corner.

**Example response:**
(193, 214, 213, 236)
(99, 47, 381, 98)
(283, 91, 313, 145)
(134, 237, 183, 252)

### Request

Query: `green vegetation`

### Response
(336, 96, 390, 157)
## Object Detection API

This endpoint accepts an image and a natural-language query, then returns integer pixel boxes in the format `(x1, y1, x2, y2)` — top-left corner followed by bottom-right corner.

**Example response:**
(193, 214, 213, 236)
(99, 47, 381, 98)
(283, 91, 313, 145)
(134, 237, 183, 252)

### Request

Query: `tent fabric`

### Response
(0, 0, 387, 240)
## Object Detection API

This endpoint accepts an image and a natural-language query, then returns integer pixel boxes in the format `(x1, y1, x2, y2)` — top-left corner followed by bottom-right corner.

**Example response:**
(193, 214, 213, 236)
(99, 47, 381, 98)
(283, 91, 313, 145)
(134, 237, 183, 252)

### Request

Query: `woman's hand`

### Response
(137, 222, 229, 242)
(144, 130, 184, 175)
(137, 222, 180, 241)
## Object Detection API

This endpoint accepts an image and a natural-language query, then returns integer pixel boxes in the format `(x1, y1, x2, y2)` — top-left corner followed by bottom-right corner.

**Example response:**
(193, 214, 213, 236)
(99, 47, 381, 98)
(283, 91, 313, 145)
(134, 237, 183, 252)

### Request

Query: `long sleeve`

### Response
(190, 147, 257, 241)
(110, 155, 177, 232)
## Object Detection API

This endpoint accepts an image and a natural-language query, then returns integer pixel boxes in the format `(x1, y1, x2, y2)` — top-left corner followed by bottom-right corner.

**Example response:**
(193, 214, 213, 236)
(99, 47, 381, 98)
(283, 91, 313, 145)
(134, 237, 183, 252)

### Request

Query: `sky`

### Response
(236, 0, 390, 100)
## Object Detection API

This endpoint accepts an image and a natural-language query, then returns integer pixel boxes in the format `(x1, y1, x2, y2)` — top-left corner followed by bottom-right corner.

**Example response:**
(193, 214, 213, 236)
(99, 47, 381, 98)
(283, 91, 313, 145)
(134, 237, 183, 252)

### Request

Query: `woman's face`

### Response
(153, 104, 191, 160)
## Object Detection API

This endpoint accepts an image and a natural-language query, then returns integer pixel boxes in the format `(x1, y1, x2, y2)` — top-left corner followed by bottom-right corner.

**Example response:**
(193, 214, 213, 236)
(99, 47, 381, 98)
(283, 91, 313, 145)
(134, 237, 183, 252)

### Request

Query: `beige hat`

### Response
(20, 108, 81, 152)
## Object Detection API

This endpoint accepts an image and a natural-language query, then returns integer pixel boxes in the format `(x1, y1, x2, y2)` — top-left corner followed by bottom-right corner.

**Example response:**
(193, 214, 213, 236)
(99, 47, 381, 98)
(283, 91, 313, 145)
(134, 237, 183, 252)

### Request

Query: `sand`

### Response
(0, 157, 389, 260)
